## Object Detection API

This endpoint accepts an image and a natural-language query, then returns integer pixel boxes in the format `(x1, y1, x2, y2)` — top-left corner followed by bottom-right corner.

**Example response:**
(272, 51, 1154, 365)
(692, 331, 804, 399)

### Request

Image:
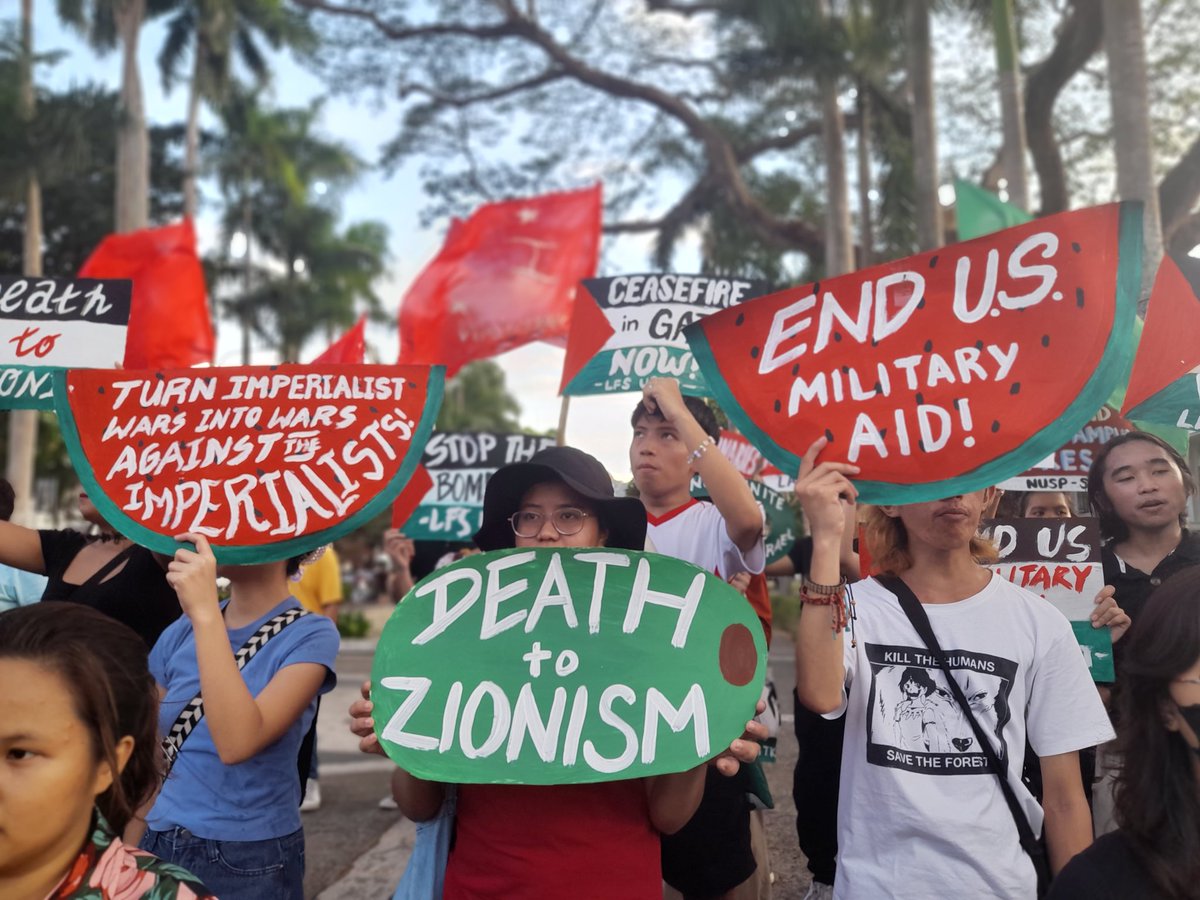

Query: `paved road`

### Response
(303, 634, 814, 898)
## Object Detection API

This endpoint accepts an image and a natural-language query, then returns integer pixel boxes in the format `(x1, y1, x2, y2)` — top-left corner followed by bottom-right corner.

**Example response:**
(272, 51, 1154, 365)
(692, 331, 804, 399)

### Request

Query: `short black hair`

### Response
(0, 478, 14, 521)
(899, 667, 938, 696)
(630, 396, 721, 442)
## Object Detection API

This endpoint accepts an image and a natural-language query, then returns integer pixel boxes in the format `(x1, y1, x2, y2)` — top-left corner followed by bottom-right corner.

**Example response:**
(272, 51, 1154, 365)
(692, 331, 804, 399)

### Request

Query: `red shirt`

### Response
(442, 781, 661, 899)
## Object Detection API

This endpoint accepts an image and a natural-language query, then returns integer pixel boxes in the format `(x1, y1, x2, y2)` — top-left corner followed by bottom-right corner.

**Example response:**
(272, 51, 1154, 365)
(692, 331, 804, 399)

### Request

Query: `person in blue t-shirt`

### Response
(135, 532, 340, 900)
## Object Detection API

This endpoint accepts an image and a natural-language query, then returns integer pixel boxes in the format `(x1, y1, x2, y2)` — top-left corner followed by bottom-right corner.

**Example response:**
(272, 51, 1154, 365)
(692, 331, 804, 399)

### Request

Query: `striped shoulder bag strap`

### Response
(161, 607, 311, 774)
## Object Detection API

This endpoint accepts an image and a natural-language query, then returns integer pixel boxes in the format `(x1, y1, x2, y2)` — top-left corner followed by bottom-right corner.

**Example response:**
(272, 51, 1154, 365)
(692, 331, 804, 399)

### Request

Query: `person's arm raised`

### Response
(792, 437, 859, 715)
(641, 377, 761, 554)
(167, 533, 328, 765)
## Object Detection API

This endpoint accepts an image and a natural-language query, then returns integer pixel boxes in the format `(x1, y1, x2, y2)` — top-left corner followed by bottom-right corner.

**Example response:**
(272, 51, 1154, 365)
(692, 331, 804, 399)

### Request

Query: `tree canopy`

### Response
(295, 0, 1200, 278)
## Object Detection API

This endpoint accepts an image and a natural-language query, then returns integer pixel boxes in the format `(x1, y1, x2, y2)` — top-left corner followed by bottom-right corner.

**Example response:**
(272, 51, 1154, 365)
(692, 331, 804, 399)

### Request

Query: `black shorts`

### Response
(660, 766, 756, 897)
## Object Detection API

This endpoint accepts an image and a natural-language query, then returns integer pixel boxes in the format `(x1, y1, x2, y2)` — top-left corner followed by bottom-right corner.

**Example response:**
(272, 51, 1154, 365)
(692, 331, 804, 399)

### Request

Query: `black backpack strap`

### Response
(161, 607, 310, 774)
(876, 574, 1051, 897)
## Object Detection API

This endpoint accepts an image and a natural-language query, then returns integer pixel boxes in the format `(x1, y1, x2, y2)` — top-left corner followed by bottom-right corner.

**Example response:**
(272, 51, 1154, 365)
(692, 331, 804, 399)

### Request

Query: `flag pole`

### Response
(556, 394, 571, 446)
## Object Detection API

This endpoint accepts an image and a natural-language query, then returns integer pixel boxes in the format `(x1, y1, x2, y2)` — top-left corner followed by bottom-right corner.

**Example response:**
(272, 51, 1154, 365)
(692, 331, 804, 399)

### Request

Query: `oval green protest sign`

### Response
(371, 547, 767, 785)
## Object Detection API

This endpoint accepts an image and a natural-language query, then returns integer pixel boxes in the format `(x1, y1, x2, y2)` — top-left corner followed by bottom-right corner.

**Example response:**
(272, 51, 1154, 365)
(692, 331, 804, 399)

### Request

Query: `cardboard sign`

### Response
(0, 277, 132, 409)
(560, 274, 772, 396)
(685, 204, 1142, 504)
(400, 432, 557, 541)
(982, 518, 1113, 682)
(998, 406, 1132, 492)
(55, 364, 444, 562)
(371, 548, 767, 784)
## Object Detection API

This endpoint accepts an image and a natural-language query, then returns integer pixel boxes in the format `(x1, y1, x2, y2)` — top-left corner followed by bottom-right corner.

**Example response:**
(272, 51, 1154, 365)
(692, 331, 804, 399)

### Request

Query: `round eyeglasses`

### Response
(509, 508, 592, 538)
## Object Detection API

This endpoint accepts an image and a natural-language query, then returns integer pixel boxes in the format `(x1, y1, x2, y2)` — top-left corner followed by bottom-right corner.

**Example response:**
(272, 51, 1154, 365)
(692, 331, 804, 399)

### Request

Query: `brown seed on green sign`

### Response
(719, 623, 758, 687)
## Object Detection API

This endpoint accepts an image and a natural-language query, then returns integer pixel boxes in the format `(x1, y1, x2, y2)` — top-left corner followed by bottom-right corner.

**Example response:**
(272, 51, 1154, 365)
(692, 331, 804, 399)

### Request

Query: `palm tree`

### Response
(906, 0, 942, 251)
(817, 0, 853, 277)
(991, 0, 1029, 212)
(155, 0, 315, 218)
(1102, 0, 1161, 310)
(209, 90, 384, 362)
(56, 0, 149, 232)
(6, 1, 41, 524)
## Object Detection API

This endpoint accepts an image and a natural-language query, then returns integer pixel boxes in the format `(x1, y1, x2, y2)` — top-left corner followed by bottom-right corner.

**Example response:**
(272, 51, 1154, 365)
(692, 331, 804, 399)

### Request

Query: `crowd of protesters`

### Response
(1, 376, 1198, 900)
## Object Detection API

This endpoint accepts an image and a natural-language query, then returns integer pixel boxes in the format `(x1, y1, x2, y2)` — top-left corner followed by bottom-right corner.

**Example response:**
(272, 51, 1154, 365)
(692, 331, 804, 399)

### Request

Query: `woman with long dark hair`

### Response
(0, 604, 212, 899)
(1049, 566, 1200, 898)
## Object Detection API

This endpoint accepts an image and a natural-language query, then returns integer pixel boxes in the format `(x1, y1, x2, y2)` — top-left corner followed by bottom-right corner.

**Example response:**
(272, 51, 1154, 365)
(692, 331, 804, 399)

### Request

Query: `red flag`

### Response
(313, 316, 367, 364)
(79, 219, 214, 369)
(398, 185, 602, 376)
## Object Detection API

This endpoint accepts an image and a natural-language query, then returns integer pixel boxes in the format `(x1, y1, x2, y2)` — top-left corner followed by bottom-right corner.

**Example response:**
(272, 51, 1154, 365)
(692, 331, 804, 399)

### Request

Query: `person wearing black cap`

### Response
(350, 445, 765, 899)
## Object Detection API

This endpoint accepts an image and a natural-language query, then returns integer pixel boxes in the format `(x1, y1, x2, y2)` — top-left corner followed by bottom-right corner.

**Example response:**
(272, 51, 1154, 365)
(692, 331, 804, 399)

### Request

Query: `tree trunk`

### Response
(992, 0, 1030, 212)
(907, 0, 943, 250)
(1102, 0, 1162, 311)
(856, 79, 874, 268)
(183, 31, 203, 220)
(241, 195, 253, 365)
(9, 0, 40, 527)
(114, 0, 150, 233)
(818, 0, 853, 277)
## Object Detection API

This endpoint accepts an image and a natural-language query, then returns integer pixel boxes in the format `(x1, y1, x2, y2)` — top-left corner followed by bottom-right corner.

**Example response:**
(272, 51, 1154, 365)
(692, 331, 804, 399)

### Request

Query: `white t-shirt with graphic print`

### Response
(644, 498, 765, 578)
(830, 573, 1114, 900)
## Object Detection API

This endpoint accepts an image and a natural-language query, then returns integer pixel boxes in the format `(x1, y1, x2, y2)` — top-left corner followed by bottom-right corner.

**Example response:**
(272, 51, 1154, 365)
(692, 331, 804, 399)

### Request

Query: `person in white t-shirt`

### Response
(631, 377, 764, 580)
(630, 376, 767, 900)
(792, 436, 1116, 900)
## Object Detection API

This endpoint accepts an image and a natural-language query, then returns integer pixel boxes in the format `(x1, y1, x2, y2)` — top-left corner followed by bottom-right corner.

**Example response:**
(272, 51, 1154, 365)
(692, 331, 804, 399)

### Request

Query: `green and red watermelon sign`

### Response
(560, 274, 772, 396)
(686, 204, 1142, 503)
(1122, 254, 1200, 430)
(55, 364, 444, 562)
(371, 548, 766, 784)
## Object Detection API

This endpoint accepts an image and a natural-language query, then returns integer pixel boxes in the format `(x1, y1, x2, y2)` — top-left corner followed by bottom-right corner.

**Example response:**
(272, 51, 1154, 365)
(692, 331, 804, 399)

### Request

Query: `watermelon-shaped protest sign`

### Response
(399, 432, 556, 541)
(0, 276, 132, 409)
(371, 548, 766, 784)
(55, 364, 444, 562)
(685, 203, 1142, 504)
(1122, 254, 1200, 430)
(559, 274, 772, 396)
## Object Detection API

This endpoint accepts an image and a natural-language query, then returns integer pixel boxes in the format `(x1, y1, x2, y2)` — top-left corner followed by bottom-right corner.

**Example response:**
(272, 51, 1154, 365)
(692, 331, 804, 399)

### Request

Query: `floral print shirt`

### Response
(46, 810, 214, 900)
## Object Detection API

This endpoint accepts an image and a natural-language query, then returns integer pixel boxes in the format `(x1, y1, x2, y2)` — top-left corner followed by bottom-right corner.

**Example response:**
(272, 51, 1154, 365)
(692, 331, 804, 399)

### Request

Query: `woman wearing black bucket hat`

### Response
(473, 445, 647, 552)
(351, 445, 765, 899)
